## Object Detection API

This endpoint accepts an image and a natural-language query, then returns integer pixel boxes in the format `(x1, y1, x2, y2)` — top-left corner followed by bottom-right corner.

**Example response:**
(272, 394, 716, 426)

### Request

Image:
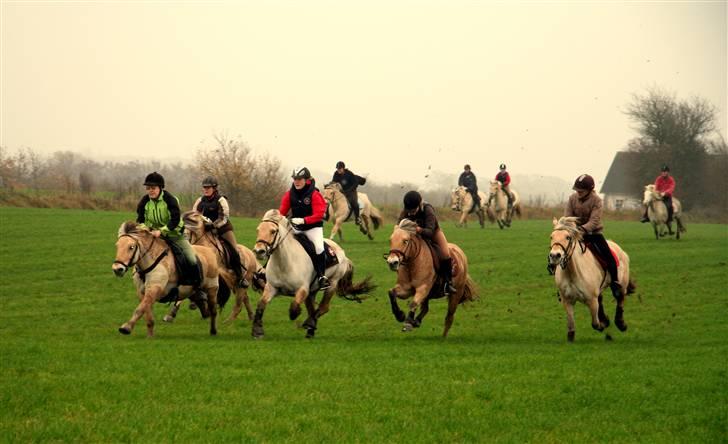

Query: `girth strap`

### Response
(136, 248, 170, 281)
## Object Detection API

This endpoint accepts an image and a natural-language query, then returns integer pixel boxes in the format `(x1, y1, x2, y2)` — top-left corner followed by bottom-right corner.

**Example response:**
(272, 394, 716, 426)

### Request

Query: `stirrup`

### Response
(609, 282, 622, 298)
(237, 277, 250, 288)
(443, 281, 456, 295)
(317, 275, 331, 290)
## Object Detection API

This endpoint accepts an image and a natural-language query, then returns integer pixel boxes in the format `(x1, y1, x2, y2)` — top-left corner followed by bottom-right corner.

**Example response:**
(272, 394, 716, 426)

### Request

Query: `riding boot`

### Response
(440, 258, 456, 295)
(353, 206, 362, 226)
(316, 252, 331, 290)
(640, 207, 649, 223)
(229, 252, 249, 288)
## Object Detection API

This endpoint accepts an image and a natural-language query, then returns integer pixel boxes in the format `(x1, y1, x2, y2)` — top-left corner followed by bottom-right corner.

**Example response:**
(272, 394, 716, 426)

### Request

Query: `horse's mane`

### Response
(182, 210, 203, 232)
(325, 182, 343, 192)
(645, 184, 656, 192)
(553, 216, 583, 240)
(118, 221, 148, 237)
(397, 219, 418, 235)
(262, 209, 284, 223)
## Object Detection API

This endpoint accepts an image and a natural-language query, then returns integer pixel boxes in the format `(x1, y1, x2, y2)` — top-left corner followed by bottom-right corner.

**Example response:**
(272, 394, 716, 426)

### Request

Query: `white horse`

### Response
(251, 209, 375, 339)
(548, 217, 635, 342)
(321, 182, 384, 241)
(449, 186, 487, 228)
(643, 184, 686, 240)
(487, 181, 522, 229)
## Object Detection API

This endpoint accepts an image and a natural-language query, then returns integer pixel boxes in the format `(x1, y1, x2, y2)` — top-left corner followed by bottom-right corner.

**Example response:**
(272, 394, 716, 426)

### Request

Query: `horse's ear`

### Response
(552, 217, 558, 227)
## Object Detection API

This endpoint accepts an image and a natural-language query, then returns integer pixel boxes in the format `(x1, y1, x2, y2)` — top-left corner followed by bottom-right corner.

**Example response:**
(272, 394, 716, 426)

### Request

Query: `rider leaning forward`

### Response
(192, 176, 248, 288)
(398, 191, 457, 295)
(279, 166, 331, 290)
(564, 174, 622, 299)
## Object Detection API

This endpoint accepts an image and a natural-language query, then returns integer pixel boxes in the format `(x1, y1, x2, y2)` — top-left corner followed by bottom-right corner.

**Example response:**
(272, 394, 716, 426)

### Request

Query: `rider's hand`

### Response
(151, 230, 161, 238)
(416, 226, 422, 234)
(291, 217, 305, 226)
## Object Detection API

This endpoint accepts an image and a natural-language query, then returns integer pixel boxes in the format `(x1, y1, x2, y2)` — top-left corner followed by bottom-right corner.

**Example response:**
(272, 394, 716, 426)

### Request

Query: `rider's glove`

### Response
(291, 217, 305, 226)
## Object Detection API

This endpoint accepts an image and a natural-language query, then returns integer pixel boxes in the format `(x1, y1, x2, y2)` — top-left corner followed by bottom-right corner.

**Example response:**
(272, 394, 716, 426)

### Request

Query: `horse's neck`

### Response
(562, 243, 603, 281)
(136, 234, 171, 269)
(270, 229, 306, 271)
(404, 237, 436, 279)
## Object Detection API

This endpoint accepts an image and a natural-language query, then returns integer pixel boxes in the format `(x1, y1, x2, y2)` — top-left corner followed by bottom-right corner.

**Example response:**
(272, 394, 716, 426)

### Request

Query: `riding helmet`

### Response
(336, 161, 345, 169)
(144, 171, 165, 188)
(661, 164, 670, 172)
(499, 163, 507, 170)
(403, 190, 422, 210)
(291, 166, 311, 179)
(572, 174, 595, 191)
(464, 164, 471, 170)
(202, 176, 218, 187)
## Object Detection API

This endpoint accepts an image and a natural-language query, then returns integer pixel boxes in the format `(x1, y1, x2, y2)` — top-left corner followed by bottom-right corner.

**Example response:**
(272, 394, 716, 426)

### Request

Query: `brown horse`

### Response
(450, 186, 487, 228)
(112, 221, 222, 337)
(548, 217, 635, 342)
(162, 211, 265, 324)
(385, 219, 477, 337)
(321, 182, 384, 241)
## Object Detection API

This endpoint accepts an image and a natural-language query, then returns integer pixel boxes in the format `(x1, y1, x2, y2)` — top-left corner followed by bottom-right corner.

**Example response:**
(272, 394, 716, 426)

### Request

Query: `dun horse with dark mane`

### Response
(450, 186, 487, 228)
(321, 182, 384, 241)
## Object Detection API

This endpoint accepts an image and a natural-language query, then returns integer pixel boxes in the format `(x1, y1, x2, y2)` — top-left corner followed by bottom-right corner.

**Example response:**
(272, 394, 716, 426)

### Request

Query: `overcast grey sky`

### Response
(1, 1, 726, 188)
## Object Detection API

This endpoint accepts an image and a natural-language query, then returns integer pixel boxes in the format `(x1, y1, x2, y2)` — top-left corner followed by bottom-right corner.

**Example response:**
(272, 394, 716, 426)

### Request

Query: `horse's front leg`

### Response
(252, 283, 277, 339)
(614, 292, 628, 332)
(388, 284, 412, 323)
(120, 285, 162, 336)
(414, 298, 430, 327)
(289, 287, 309, 321)
(459, 212, 467, 227)
(163, 300, 183, 323)
(302, 293, 319, 338)
(403, 285, 430, 332)
(206, 286, 218, 336)
(588, 296, 604, 332)
(226, 288, 253, 323)
(562, 298, 576, 342)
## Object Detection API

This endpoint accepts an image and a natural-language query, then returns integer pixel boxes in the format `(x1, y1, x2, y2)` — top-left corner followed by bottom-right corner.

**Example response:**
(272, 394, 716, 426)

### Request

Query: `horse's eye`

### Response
(566, 236, 571, 241)
(403, 239, 409, 245)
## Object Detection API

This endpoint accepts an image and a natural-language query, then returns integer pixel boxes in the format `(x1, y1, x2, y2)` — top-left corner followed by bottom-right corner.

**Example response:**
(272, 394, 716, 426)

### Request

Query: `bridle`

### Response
(255, 218, 293, 257)
(387, 230, 422, 266)
(114, 233, 168, 277)
(549, 229, 579, 271)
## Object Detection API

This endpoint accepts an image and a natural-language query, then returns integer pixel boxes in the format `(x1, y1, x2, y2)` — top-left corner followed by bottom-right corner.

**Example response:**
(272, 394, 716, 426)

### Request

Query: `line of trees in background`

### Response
(624, 87, 728, 216)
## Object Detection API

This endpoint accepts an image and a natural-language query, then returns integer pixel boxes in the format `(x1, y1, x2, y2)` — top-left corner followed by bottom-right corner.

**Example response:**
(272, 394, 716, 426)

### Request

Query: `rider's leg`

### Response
(170, 234, 209, 317)
(504, 185, 514, 209)
(584, 233, 621, 299)
(640, 205, 649, 222)
(433, 229, 456, 295)
(220, 230, 248, 288)
(664, 195, 674, 223)
(346, 190, 361, 224)
(303, 226, 330, 289)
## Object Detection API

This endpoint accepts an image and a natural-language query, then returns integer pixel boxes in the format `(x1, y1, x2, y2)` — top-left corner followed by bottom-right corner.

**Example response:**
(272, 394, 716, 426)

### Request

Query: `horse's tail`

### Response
(513, 204, 522, 218)
(460, 275, 479, 304)
(217, 277, 231, 308)
(370, 206, 383, 230)
(626, 277, 636, 296)
(336, 260, 376, 302)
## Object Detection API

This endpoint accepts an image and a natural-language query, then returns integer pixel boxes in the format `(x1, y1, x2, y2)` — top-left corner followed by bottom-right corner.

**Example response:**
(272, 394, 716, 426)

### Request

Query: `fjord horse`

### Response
(321, 182, 384, 241)
(487, 180, 521, 229)
(112, 221, 221, 337)
(162, 211, 265, 324)
(643, 184, 686, 240)
(450, 186, 487, 228)
(386, 219, 477, 337)
(548, 217, 635, 342)
(252, 210, 375, 339)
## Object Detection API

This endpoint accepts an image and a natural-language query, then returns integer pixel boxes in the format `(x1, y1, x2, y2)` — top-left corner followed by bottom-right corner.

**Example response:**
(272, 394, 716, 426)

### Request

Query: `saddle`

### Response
(423, 240, 460, 278)
(294, 233, 339, 268)
(585, 242, 620, 270)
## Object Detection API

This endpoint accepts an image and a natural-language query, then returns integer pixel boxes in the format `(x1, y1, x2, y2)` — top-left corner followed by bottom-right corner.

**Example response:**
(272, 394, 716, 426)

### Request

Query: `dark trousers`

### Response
(344, 189, 360, 220)
(583, 233, 618, 285)
(663, 195, 674, 222)
(468, 188, 480, 208)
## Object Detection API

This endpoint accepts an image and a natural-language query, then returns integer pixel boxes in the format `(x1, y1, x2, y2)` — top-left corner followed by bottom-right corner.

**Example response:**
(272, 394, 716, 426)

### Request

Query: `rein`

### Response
(549, 229, 580, 270)
(115, 233, 169, 278)
(256, 218, 293, 257)
(387, 232, 422, 266)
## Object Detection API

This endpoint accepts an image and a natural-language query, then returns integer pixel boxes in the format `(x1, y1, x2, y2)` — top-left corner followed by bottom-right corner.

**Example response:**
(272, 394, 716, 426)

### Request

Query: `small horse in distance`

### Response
(162, 211, 266, 324)
(321, 182, 384, 241)
(112, 221, 222, 337)
(252, 210, 375, 339)
(487, 180, 522, 229)
(548, 217, 635, 342)
(643, 184, 686, 240)
(450, 186, 487, 228)
(386, 219, 477, 337)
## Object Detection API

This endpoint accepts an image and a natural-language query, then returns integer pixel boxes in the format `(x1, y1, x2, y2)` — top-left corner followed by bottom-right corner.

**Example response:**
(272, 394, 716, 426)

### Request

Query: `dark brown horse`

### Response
(112, 221, 221, 337)
(385, 219, 477, 337)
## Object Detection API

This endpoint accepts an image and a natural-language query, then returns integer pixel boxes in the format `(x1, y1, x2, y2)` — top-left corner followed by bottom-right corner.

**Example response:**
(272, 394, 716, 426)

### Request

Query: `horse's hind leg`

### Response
(414, 298, 430, 328)
(588, 296, 604, 332)
(597, 295, 610, 328)
(614, 294, 628, 332)
(289, 287, 309, 321)
(302, 295, 318, 338)
(442, 295, 460, 338)
(163, 300, 183, 323)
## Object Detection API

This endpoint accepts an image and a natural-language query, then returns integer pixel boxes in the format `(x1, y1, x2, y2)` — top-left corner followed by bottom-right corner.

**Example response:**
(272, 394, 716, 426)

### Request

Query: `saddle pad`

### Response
(585, 243, 620, 269)
(294, 233, 339, 268)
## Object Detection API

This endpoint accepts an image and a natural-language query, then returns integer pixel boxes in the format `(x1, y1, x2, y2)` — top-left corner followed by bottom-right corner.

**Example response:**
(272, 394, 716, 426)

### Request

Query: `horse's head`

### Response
(450, 187, 464, 211)
(182, 210, 206, 243)
(643, 184, 659, 206)
(254, 209, 287, 259)
(112, 221, 147, 277)
(548, 217, 581, 270)
(488, 180, 501, 196)
(387, 220, 418, 271)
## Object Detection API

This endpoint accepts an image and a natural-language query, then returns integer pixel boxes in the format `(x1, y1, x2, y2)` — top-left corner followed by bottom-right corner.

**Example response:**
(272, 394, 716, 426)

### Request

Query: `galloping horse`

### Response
(643, 184, 686, 240)
(252, 210, 375, 338)
(112, 221, 222, 337)
(162, 211, 265, 324)
(548, 217, 635, 342)
(386, 219, 477, 337)
(450, 186, 487, 228)
(321, 182, 384, 241)
(487, 180, 521, 229)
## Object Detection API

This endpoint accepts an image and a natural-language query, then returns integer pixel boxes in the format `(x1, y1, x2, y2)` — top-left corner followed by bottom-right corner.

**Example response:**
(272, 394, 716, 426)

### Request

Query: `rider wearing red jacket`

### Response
(279, 166, 330, 289)
(495, 163, 515, 209)
(641, 165, 675, 223)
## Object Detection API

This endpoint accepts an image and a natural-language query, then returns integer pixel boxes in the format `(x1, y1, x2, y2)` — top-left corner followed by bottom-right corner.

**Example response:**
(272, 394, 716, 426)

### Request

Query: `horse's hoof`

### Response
(210, 329, 217, 336)
(252, 325, 264, 339)
(615, 320, 628, 332)
(188, 302, 198, 310)
(567, 331, 575, 342)
(394, 311, 406, 323)
(289, 305, 301, 321)
(605, 334, 613, 341)
(402, 323, 413, 332)
(118, 326, 131, 335)
(162, 315, 175, 323)
(306, 329, 316, 339)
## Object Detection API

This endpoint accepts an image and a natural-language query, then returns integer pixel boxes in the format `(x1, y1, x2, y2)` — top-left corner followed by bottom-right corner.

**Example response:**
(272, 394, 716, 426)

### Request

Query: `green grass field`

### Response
(1, 207, 726, 442)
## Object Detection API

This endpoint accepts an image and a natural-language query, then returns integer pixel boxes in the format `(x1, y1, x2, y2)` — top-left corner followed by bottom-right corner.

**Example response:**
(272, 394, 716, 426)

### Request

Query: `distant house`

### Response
(600, 151, 643, 210)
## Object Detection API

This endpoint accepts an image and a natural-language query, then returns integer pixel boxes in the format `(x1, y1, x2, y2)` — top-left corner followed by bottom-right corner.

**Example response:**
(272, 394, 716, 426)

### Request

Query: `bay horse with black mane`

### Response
(386, 219, 477, 337)
(548, 217, 636, 341)
(112, 221, 222, 337)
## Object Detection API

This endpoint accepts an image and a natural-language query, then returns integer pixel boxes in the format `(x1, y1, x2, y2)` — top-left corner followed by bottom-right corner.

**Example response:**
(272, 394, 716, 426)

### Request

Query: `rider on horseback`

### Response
(458, 164, 481, 209)
(280, 166, 331, 290)
(136, 172, 207, 309)
(565, 174, 622, 299)
(495, 163, 515, 210)
(641, 165, 675, 224)
(192, 176, 248, 288)
(331, 161, 366, 225)
(399, 191, 457, 296)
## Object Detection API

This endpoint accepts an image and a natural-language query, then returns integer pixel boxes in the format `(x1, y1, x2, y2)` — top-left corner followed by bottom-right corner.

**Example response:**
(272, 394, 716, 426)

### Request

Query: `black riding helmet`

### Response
(572, 174, 595, 191)
(292, 166, 311, 179)
(499, 163, 507, 170)
(661, 165, 670, 172)
(144, 171, 165, 188)
(336, 161, 345, 169)
(403, 190, 422, 210)
(202, 176, 218, 187)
